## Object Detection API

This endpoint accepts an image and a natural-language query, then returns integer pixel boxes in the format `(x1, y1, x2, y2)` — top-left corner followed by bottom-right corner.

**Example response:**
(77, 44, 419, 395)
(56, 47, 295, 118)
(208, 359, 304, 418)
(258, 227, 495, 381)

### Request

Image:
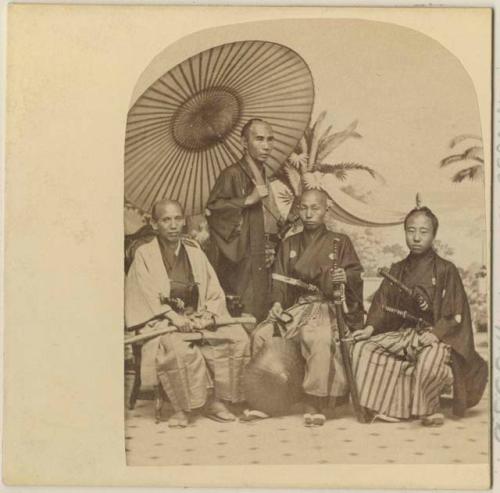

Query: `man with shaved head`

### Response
(207, 119, 283, 322)
(125, 199, 250, 428)
(248, 189, 364, 426)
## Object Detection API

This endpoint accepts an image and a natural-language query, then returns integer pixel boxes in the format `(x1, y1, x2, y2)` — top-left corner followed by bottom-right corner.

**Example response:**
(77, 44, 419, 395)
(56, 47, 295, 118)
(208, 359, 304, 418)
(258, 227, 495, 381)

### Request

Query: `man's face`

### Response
(299, 191, 327, 230)
(405, 213, 435, 254)
(242, 122, 274, 164)
(152, 203, 185, 244)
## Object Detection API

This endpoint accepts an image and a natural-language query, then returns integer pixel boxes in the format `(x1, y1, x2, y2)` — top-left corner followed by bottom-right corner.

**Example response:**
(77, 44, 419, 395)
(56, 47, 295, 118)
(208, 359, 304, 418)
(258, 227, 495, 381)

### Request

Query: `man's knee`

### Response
(418, 344, 446, 373)
(251, 322, 274, 354)
(301, 326, 332, 348)
(228, 326, 251, 356)
(158, 333, 195, 362)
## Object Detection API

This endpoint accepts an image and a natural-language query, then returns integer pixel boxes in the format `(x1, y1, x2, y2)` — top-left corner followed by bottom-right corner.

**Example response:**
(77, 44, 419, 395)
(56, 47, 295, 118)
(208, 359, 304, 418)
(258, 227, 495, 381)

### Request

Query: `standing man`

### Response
(250, 189, 364, 426)
(125, 199, 250, 428)
(206, 119, 282, 322)
(352, 206, 487, 425)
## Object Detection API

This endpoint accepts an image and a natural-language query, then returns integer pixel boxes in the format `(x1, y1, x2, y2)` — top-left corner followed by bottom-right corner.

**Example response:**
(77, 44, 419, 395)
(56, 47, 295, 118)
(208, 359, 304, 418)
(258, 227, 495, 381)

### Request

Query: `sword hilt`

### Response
(331, 238, 346, 306)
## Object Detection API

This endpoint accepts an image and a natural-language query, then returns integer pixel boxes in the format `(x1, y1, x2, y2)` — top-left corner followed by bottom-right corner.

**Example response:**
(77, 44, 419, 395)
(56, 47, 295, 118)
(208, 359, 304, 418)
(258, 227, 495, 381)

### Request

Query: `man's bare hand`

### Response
(256, 184, 269, 198)
(244, 185, 269, 206)
(269, 302, 284, 321)
(419, 331, 438, 347)
(352, 325, 375, 342)
(265, 247, 276, 268)
(191, 311, 216, 331)
(167, 312, 193, 333)
(331, 267, 347, 284)
(244, 187, 262, 206)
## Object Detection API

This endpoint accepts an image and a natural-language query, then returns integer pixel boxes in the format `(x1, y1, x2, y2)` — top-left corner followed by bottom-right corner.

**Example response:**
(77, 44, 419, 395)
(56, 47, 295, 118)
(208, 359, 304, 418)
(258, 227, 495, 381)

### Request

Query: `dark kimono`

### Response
(206, 158, 275, 322)
(353, 249, 487, 418)
(252, 225, 364, 398)
(272, 225, 364, 329)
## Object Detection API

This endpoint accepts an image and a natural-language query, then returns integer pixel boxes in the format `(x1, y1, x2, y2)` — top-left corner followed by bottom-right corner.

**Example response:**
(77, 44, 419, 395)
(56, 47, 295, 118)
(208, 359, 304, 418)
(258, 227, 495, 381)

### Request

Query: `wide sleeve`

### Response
(341, 235, 364, 297)
(431, 264, 474, 362)
(206, 169, 248, 242)
(339, 236, 365, 330)
(124, 249, 171, 329)
(271, 241, 290, 308)
(366, 263, 400, 334)
(200, 250, 230, 317)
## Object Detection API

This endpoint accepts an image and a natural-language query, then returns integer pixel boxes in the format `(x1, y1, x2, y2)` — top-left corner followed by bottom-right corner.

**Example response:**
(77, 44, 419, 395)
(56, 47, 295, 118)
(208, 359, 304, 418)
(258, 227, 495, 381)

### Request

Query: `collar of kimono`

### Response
(242, 155, 267, 184)
(405, 247, 436, 271)
(152, 237, 203, 296)
(157, 236, 182, 256)
(302, 224, 327, 246)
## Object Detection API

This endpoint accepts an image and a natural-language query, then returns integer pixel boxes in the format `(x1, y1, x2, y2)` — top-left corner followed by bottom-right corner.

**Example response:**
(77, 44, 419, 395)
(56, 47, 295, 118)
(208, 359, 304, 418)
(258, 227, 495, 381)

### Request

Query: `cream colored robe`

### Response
(125, 238, 230, 387)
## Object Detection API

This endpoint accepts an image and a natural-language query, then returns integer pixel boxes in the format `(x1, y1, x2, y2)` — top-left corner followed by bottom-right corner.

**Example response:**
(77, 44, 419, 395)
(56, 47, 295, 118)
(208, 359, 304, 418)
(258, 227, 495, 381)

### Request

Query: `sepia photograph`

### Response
(123, 16, 490, 468)
(3, 4, 493, 489)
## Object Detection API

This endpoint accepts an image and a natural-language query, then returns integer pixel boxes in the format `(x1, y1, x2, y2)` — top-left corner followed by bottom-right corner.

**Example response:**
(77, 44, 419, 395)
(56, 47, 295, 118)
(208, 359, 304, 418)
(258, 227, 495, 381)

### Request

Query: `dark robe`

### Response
(157, 239, 199, 310)
(367, 249, 487, 416)
(273, 225, 364, 330)
(206, 158, 272, 322)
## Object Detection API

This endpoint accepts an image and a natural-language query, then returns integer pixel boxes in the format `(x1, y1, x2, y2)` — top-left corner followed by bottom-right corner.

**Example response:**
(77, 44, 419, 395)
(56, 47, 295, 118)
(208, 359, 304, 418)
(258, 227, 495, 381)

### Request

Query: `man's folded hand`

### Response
(268, 302, 284, 321)
(167, 312, 193, 332)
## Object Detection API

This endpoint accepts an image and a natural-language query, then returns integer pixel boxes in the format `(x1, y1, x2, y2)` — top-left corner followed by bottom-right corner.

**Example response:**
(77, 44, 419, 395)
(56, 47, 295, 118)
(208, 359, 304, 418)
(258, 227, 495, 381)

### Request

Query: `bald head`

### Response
(301, 189, 329, 207)
(152, 199, 184, 221)
(151, 199, 185, 244)
(241, 119, 274, 164)
(299, 189, 329, 231)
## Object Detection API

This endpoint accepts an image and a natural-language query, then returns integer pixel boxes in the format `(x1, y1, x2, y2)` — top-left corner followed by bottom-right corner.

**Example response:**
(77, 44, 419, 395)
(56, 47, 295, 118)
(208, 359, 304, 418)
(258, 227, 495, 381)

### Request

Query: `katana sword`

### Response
(125, 315, 256, 345)
(382, 305, 431, 333)
(271, 273, 319, 293)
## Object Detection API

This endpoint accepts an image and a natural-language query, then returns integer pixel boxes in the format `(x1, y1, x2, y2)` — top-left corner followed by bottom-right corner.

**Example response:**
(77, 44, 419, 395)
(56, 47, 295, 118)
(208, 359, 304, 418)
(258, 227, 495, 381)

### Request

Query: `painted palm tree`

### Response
(440, 134, 484, 183)
(274, 110, 378, 210)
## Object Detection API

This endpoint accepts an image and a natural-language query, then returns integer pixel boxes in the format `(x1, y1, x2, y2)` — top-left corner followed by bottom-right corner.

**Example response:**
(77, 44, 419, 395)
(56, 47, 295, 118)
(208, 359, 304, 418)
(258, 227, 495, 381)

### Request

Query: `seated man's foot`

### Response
(303, 402, 325, 427)
(421, 412, 444, 427)
(303, 412, 326, 427)
(204, 399, 236, 423)
(240, 409, 270, 422)
(168, 410, 189, 428)
(371, 413, 400, 423)
(312, 413, 326, 426)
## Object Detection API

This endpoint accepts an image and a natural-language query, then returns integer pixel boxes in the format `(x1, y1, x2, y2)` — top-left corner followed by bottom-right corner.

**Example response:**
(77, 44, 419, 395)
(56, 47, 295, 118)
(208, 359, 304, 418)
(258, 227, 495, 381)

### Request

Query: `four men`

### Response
(125, 121, 487, 428)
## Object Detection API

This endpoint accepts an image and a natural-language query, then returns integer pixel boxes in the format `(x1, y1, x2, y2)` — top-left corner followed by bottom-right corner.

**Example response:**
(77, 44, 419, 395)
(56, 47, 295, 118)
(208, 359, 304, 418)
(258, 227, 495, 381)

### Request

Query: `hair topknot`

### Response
(404, 206, 439, 235)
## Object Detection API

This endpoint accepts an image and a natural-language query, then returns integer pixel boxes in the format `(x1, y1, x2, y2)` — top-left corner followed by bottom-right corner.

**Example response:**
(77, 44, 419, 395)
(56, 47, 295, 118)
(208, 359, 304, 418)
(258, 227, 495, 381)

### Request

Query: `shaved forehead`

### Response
(152, 199, 184, 219)
(241, 119, 272, 139)
(300, 189, 328, 207)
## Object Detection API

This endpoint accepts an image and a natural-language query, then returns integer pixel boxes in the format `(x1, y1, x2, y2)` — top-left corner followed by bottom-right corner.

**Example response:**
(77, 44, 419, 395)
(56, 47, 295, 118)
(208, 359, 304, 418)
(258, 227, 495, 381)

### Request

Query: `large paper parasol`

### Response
(125, 40, 314, 216)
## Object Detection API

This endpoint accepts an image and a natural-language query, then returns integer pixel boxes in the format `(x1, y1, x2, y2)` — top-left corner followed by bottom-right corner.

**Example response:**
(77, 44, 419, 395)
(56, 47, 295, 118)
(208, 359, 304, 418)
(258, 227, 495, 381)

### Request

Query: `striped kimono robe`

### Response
(352, 249, 487, 419)
(125, 237, 250, 412)
(252, 225, 364, 399)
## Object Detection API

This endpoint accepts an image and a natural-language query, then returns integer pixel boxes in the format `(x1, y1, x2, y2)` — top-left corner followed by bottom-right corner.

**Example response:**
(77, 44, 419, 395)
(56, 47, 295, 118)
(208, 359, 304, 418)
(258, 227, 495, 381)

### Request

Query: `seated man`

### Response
(251, 189, 364, 426)
(125, 199, 250, 428)
(352, 206, 487, 426)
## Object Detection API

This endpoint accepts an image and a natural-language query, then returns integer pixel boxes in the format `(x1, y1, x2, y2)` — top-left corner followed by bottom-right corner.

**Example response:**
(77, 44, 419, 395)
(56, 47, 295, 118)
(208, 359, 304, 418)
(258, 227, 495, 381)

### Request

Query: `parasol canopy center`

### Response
(172, 88, 241, 151)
